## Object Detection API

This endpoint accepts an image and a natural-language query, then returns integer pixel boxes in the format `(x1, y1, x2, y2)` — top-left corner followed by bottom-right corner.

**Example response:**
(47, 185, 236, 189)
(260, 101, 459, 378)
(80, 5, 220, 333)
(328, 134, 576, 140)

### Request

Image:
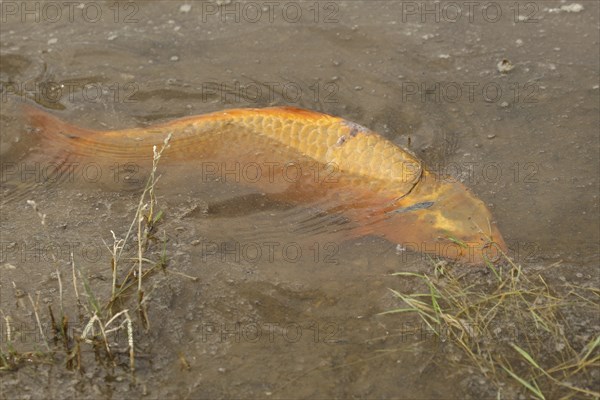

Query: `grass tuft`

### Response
(384, 254, 600, 398)
(1, 133, 183, 373)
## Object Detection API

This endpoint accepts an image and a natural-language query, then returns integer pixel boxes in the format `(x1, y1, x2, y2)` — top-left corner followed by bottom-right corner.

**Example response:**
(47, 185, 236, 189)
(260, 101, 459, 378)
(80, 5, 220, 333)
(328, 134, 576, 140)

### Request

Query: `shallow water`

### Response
(1, 1, 599, 399)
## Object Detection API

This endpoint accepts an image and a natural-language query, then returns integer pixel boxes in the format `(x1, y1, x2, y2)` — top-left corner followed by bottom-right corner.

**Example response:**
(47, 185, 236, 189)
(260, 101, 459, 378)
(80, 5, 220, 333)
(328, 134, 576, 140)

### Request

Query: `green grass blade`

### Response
(501, 365, 545, 400)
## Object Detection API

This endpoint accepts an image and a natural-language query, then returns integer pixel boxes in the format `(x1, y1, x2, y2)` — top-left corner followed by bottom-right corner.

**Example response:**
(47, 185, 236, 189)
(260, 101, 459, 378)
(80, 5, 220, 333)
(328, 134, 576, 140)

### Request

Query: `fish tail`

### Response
(21, 103, 106, 171)
(23, 103, 100, 148)
(1, 105, 102, 205)
(24, 104, 163, 161)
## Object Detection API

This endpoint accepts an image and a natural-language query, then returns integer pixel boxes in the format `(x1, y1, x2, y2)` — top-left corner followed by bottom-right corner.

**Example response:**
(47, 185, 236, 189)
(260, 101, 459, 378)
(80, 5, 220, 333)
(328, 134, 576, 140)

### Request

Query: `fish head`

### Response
(381, 177, 508, 265)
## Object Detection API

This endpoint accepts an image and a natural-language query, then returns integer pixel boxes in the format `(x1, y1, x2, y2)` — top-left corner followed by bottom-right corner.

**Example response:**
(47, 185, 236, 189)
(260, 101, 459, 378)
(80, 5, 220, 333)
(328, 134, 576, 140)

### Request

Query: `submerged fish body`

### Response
(19, 105, 507, 265)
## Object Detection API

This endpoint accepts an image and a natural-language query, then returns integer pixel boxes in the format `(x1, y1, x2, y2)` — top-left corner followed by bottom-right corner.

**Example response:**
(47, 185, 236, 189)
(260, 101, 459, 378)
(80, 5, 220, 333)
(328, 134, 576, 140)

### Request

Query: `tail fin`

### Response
(23, 103, 100, 148)
(1, 105, 101, 205)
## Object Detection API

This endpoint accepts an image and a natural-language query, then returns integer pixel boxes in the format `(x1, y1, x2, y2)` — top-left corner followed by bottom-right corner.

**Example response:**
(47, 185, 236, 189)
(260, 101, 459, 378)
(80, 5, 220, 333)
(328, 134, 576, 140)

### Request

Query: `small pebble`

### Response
(180, 4, 192, 13)
(497, 59, 514, 73)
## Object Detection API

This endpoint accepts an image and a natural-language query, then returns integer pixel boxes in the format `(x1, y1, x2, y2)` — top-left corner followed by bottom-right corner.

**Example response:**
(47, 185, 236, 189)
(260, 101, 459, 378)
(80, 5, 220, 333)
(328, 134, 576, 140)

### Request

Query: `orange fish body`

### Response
(19, 105, 507, 265)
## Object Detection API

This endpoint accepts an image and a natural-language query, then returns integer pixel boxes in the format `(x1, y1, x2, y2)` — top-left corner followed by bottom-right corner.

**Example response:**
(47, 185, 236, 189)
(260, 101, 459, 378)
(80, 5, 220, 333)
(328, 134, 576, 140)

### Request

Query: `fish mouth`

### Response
(448, 224, 508, 265)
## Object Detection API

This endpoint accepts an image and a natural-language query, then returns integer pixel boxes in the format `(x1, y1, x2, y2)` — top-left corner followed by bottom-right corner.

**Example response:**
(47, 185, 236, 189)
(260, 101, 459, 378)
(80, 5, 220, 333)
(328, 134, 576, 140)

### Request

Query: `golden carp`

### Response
(18, 105, 507, 265)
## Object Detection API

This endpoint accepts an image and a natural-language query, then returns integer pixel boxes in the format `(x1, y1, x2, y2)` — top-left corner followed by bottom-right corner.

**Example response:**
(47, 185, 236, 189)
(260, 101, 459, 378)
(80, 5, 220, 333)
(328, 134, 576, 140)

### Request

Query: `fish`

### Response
(12, 105, 508, 265)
